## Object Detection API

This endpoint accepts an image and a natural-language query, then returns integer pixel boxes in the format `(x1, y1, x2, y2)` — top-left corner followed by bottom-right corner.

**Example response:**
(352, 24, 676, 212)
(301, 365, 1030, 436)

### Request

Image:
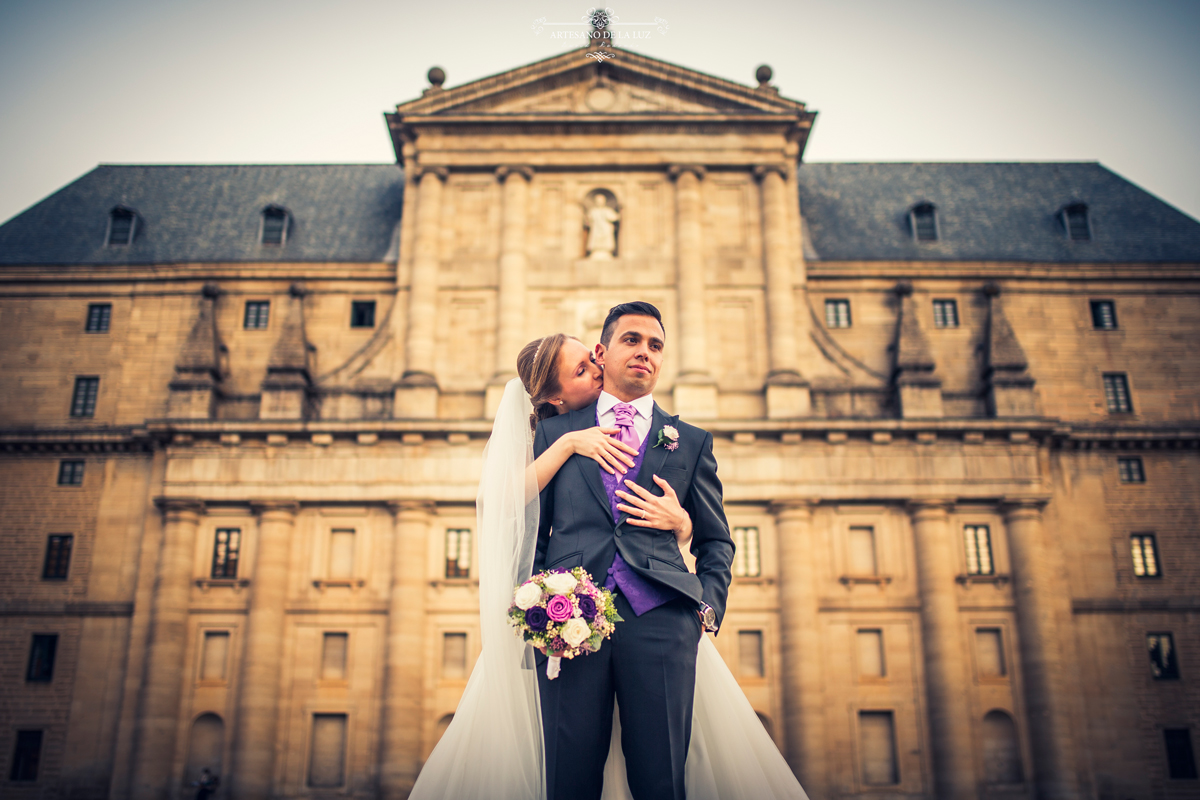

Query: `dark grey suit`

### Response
(533, 400, 734, 800)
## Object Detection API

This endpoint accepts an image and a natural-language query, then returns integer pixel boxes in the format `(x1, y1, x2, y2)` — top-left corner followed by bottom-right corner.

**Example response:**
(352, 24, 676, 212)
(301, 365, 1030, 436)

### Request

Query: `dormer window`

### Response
(260, 206, 289, 245)
(909, 203, 938, 242)
(1061, 203, 1091, 241)
(107, 207, 137, 246)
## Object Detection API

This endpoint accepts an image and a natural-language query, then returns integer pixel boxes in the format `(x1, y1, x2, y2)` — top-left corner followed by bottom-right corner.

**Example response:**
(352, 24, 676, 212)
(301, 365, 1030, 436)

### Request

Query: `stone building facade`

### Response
(2, 46, 1199, 800)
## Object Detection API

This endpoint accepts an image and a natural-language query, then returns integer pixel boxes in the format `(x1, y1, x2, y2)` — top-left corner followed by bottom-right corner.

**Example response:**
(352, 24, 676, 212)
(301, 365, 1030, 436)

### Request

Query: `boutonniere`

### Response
(654, 425, 680, 451)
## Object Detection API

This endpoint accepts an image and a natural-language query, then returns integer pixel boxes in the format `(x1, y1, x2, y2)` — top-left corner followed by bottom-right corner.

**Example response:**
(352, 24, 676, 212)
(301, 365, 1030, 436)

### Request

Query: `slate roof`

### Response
(2, 161, 1198, 266)
(796, 162, 1200, 263)
(0, 164, 405, 265)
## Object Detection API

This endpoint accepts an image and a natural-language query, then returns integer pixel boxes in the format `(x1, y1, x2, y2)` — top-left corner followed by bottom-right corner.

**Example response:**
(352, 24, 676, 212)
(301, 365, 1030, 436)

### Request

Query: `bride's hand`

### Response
(616, 476, 693, 545)
(566, 427, 638, 475)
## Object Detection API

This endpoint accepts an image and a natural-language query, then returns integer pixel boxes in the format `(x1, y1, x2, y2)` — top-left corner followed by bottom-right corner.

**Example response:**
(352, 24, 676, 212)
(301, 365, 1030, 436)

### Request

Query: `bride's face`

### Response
(552, 338, 603, 412)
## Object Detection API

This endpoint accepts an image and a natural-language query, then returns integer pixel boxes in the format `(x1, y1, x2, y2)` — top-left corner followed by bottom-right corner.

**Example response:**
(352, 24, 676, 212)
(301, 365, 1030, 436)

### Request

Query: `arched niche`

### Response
(981, 709, 1023, 784)
(184, 712, 225, 786)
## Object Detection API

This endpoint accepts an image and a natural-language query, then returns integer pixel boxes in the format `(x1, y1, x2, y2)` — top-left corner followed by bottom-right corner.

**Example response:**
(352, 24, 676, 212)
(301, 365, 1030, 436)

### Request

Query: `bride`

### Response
(409, 333, 808, 800)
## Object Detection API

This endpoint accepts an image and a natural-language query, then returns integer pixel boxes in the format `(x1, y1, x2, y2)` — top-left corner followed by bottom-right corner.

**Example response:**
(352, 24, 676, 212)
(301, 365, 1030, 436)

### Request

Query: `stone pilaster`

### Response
(1002, 498, 1079, 800)
(395, 166, 446, 419)
(486, 166, 533, 419)
(772, 501, 826, 795)
(380, 502, 433, 799)
(229, 502, 298, 800)
(260, 283, 313, 420)
(168, 283, 224, 419)
(756, 165, 811, 418)
(908, 500, 976, 799)
(894, 281, 944, 418)
(669, 165, 717, 418)
(984, 283, 1038, 417)
(129, 498, 203, 800)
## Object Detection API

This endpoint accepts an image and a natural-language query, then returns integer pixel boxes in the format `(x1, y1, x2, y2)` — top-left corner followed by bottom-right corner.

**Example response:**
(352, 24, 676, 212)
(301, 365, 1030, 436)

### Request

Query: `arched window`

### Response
(981, 709, 1023, 784)
(184, 713, 224, 786)
(260, 205, 290, 245)
(909, 202, 938, 242)
(107, 207, 138, 246)
(1061, 203, 1091, 241)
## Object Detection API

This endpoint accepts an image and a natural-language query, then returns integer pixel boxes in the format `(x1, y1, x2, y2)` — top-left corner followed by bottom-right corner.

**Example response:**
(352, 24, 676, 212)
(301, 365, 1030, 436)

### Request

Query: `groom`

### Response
(533, 301, 734, 800)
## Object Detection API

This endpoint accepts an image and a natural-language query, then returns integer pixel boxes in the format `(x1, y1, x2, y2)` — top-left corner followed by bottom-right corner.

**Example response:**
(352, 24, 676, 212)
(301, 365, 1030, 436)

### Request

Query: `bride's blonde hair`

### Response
(516, 333, 580, 431)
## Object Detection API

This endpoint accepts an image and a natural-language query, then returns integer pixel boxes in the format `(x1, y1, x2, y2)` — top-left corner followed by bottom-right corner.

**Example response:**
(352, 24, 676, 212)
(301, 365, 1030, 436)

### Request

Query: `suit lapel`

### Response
(617, 403, 678, 528)
(569, 402, 612, 516)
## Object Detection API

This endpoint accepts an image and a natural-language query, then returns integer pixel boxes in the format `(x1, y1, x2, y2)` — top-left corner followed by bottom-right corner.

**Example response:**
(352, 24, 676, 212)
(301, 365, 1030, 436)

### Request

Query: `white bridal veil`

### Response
(411, 378, 809, 800)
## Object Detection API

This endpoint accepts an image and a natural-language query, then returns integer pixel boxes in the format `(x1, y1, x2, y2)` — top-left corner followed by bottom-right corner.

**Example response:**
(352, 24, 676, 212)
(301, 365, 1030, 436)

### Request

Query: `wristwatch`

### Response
(698, 602, 718, 633)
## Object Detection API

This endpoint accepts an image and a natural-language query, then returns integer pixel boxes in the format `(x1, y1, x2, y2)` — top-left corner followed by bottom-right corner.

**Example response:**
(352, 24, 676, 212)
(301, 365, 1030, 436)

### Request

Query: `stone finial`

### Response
(168, 285, 226, 419)
(261, 286, 314, 420)
(892, 281, 943, 418)
(983, 284, 1037, 417)
(427, 66, 445, 88)
(756, 64, 773, 86)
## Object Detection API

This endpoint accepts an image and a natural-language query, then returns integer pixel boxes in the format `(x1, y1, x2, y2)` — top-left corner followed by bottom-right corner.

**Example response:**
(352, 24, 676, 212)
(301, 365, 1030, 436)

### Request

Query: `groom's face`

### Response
(595, 314, 665, 401)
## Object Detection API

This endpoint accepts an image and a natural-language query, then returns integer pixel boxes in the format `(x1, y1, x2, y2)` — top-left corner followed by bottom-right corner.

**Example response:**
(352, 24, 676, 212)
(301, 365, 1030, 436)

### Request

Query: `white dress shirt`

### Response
(596, 391, 654, 446)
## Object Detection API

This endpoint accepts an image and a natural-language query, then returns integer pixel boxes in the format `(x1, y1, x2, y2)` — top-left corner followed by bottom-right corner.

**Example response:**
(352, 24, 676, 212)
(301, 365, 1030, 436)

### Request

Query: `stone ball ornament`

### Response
(427, 66, 446, 88)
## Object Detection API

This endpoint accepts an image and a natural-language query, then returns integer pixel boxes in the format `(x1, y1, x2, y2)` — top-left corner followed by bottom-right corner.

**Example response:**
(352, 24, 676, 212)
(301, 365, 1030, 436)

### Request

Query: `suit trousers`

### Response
(538, 593, 702, 800)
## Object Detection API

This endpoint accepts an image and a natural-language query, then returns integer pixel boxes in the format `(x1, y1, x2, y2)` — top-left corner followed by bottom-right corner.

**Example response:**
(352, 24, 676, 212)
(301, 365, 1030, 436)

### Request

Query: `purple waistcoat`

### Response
(600, 414, 677, 616)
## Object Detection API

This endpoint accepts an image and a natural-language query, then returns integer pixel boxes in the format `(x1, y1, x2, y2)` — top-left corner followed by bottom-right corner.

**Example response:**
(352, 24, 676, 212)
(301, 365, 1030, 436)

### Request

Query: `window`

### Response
(26, 634, 58, 682)
(210, 528, 241, 579)
(1090, 300, 1117, 330)
(85, 303, 112, 333)
(1164, 729, 1198, 780)
(57, 460, 84, 486)
(976, 628, 1006, 677)
(932, 298, 958, 328)
(1131, 534, 1160, 578)
(738, 630, 764, 677)
(1103, 373, 1132, 413)
(443, 632, 467, 678)
(1118, 457, 1145, 484)
(964, 524, 994, 576)
(328, 529, 355, 580)
(825, 299, 852, 328)
(731, 526, 761, 578)
(857, 629, 886, 678)
(261, 206, 289, 245)
(70, 376, 99, 417)
(321, 633, 348, 680)
(1148, 633, 1180, 680)
(350, 300, 376, 328)
(308, 714, 347, 788)
(910, 202, 938, 242)
(43, 535, 73, 580)
(243, 301, 270, 330)
(107, 207, 136, 246)
(1062, 203, 1091, 241)
(445, 528, 471, 578)
(9, 730, 42, 782)
(200, 631, 229, 681)
(859, 711, 899, 785)
(848, 526, 878, 575)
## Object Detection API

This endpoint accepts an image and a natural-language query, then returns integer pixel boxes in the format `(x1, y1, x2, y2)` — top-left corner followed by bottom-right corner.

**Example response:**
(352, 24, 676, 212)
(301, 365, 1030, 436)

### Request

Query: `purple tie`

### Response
(612, 403, 640, 450)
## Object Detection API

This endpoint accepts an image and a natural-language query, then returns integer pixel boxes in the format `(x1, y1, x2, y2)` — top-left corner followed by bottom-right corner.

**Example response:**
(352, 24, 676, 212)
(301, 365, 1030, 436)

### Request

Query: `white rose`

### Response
(543, 572, 579, 596)
(561, 618, 591, 648)
(514, 582, 543, 610)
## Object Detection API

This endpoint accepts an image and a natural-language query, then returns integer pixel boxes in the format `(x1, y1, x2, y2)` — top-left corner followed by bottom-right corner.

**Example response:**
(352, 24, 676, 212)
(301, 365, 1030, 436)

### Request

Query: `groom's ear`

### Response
(594, 343, 606, 365)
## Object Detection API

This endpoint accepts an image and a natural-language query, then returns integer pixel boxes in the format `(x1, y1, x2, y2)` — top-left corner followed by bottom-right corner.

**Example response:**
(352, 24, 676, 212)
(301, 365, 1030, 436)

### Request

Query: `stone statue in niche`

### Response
(584, 192, 620, 259)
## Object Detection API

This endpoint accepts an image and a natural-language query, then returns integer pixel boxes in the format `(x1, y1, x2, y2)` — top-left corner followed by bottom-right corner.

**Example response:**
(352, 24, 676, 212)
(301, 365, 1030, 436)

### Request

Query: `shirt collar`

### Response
(597, 390, 654, 418)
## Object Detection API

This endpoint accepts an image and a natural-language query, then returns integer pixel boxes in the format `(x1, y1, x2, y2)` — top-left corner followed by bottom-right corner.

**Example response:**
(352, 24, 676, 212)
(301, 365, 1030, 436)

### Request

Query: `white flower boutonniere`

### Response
(654, 425, 680, 451)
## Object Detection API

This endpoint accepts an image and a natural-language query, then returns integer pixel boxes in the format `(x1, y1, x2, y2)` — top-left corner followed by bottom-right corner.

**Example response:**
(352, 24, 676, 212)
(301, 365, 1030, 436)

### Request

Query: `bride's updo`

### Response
(516, 333, 576, 430)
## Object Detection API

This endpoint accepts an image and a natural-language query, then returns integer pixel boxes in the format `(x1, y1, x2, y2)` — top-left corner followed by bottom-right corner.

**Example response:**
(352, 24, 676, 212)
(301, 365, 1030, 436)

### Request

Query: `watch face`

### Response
(702, 607, 716, 626)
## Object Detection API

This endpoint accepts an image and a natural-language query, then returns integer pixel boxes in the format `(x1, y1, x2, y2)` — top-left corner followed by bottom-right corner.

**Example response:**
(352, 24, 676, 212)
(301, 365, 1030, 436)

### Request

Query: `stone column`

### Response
(486, 166, 533, 419)
(668, 165, 717, 418)
(772, 501, 827, 794)
(1002, 499, 1079, 800)
(396, 166, 446, 419)
(229, 502, 298, 800)
(908, 500, 976, 799)
(756, 165, 811, 419)
(130, 498, 203, 800)
(380, 502, 433, 799)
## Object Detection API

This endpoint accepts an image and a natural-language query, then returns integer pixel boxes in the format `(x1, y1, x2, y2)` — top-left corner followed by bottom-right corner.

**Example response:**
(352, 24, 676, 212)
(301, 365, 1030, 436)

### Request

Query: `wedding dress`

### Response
(410, 379, 809, 800)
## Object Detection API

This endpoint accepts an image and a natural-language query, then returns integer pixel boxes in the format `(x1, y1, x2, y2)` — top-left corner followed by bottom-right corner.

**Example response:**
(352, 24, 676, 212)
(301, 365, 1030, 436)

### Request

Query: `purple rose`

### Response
(524, 606, 549, 631)
(577, 595, 598, 619)
(546, 595, 573, 622)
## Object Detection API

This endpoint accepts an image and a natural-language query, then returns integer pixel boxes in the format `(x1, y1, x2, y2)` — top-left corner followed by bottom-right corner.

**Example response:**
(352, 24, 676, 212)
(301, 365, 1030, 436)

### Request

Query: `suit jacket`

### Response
(533, 400, 735, 630)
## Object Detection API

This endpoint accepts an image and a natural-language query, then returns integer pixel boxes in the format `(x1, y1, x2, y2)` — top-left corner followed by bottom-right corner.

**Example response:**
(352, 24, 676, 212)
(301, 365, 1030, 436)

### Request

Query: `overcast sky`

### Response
(1, 0, 1198, 225)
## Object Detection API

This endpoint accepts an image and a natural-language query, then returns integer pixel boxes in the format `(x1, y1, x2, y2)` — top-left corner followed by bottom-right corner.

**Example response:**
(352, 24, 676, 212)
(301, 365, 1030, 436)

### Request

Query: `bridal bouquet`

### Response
(508, 567, 622, 679)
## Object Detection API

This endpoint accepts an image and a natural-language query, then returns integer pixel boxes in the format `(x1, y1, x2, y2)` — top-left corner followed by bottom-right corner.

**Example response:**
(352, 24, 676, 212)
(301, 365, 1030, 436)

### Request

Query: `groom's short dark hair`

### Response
(600, 301, 664, 347)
